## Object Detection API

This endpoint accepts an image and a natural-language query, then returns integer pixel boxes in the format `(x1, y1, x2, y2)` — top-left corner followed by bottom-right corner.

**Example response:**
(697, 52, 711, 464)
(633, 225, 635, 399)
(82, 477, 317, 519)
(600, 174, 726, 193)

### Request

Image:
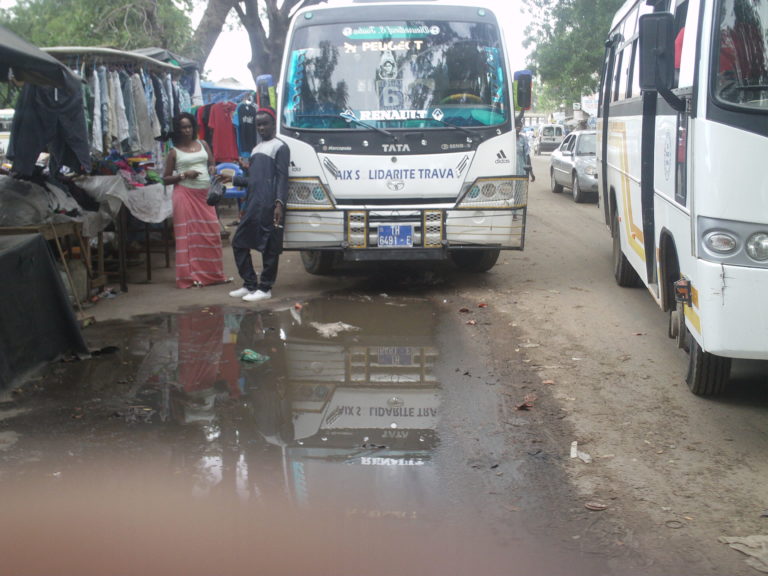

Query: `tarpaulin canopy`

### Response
(130, 47, 199, 71)
(0, 25, 69, 87)
(201, 80, 254, 104)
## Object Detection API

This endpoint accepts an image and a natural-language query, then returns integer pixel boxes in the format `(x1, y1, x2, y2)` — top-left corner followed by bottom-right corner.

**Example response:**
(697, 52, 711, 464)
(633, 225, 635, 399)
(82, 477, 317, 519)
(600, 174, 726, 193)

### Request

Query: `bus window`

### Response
(618, 44, 633, 99)
(672, 1, 689, 88)
(612, 49, 624, 101)
(713, 0, 768, 109)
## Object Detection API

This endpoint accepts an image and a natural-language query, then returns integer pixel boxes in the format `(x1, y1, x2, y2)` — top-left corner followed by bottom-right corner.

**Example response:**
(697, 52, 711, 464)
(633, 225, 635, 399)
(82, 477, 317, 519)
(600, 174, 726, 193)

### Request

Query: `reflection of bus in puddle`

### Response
(278, 297, 442, 512)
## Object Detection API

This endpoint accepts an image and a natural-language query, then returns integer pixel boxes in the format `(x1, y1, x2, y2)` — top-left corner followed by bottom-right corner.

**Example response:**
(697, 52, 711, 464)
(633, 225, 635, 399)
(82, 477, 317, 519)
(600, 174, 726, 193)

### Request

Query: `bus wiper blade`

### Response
(339, 109, 393, 137)
(428, 115, 481, 140)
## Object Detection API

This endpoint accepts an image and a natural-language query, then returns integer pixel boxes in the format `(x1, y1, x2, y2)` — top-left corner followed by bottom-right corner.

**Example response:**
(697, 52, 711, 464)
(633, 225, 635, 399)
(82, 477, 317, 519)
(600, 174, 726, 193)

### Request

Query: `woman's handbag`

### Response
(206, 180, 225, 206)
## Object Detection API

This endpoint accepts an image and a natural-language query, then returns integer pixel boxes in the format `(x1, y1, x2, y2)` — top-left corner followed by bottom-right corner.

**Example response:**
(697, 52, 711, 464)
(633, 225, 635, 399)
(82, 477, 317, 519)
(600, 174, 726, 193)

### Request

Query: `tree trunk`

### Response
(192, 0, 326, 85)
(189, 0, 238, 70)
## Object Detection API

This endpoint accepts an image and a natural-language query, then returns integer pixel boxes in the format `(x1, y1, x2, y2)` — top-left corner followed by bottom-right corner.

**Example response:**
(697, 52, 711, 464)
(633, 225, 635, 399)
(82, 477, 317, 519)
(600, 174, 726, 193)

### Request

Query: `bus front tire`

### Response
(300, 250, 335, 275)
(686, 338, 731, 396)
(611, 210, 641, 287)
(451, 249, 500, 273)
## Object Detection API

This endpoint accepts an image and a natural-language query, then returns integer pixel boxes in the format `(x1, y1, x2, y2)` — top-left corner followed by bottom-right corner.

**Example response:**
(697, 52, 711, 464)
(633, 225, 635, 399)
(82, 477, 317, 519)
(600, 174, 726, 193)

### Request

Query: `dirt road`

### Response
(438, 155, 768, 574)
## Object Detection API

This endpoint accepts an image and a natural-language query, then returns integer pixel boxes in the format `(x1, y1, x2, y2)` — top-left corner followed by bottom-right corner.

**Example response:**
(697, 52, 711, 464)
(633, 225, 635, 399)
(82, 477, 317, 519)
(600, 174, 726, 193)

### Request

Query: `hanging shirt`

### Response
(131, 73, 154, 152)
(208, 101, 239, 163)
(112, 70, 130, 149)
(235, 101, 258, 159)
(191, 70, 203, 107)
(90, 68, 103, 153)
(120, 70, 141, 154)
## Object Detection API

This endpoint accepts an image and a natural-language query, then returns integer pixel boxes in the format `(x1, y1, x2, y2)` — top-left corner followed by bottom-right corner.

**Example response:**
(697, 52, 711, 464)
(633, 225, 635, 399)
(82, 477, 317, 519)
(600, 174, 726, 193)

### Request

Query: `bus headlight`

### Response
(704, 231, 738, 254)
(746, 232, 768, 261)
(287, 178, 334, 209)
(456, 177, 527, 209)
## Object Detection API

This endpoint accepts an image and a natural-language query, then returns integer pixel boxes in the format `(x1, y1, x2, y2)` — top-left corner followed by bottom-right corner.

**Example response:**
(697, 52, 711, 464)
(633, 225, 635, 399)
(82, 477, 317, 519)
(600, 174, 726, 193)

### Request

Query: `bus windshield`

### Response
(713, 0, 768, 110)
(282, 20, 509, 130)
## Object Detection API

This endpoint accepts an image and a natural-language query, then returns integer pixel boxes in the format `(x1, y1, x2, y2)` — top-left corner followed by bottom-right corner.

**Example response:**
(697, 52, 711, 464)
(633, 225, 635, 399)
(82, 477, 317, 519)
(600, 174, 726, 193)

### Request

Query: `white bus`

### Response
(278, 1, 532, 274)
(597, 0, 768, 394)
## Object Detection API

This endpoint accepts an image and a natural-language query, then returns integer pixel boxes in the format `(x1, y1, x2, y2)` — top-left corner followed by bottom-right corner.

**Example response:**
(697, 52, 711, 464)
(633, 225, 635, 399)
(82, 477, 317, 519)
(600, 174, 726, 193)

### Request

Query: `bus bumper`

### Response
(692, 261, 768, 359)
(283, 208, 526, 255)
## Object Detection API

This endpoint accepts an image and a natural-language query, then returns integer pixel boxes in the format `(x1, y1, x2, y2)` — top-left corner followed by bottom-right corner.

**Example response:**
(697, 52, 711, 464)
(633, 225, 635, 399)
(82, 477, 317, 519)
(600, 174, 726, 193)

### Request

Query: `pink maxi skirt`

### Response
(172, 184, 226, 289)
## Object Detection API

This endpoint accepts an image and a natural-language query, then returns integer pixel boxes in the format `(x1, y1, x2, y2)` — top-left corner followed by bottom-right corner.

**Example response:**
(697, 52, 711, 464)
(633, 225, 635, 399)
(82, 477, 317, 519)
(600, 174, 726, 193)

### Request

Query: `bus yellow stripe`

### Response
(608, 121, 645, 260)
(683, 286, 701, 334)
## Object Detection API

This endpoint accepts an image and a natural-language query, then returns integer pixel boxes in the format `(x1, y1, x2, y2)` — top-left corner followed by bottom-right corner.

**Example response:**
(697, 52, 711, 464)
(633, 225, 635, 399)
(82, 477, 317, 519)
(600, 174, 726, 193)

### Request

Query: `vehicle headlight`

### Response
(585, 165, 597, 177)
(457, 177, 525, 209)
(746, 232, 768, 261)
(287, 178, 334, 209)
(704, 231, 738, 254)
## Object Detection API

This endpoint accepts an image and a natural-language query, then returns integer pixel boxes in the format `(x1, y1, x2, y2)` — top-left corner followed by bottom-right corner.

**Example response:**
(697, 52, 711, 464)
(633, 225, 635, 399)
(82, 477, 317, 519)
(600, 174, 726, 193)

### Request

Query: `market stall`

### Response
(0, 26, 89, 388)
(4, 45, 194, 292)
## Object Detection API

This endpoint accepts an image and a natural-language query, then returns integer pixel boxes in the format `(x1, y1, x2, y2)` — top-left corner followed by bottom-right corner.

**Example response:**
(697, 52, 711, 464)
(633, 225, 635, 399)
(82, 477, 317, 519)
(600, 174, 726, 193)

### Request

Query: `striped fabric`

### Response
(172, 184, 226, 289)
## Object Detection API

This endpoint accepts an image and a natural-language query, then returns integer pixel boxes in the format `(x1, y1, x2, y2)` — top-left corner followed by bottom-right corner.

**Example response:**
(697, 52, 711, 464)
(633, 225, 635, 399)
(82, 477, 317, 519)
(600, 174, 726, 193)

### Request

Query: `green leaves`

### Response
(524, 0, 624, 106)
(1, 0, 193, 53)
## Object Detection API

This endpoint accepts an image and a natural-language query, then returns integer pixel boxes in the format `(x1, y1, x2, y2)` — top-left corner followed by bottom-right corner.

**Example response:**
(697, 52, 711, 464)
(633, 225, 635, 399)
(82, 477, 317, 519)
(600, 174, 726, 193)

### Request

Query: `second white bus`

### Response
(598, 0, 768, 394)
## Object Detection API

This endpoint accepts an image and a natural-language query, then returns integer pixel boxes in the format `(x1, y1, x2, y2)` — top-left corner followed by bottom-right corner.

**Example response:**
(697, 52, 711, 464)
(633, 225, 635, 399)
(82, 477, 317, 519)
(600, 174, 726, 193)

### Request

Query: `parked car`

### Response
(549, 129, 598, 203)
(533, 123, 564, 155)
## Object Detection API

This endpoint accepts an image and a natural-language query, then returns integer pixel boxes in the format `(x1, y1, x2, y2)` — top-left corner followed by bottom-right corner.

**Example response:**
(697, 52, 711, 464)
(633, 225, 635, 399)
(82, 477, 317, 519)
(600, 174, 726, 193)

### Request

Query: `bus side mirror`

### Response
(638, 12, 675, 91)
(514, 70, 532, 110)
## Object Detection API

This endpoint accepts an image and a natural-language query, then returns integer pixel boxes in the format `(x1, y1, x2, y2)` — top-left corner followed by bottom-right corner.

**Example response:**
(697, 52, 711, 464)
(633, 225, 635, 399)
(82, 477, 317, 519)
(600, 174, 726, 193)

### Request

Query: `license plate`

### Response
(377, 346, 413, 366)
(378, 225, 413, 247)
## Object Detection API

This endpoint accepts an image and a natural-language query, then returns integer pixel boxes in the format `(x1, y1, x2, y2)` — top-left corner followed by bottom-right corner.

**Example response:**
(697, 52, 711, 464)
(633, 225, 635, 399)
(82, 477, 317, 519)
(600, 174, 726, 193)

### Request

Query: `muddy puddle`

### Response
(0, 295, 608, 576)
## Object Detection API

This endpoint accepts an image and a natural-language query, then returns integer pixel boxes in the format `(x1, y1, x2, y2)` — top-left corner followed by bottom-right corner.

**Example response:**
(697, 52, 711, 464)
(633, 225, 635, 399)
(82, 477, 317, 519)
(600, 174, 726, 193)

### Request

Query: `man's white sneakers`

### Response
(242, 289, 272, 302)
(229, 287, 250, 298)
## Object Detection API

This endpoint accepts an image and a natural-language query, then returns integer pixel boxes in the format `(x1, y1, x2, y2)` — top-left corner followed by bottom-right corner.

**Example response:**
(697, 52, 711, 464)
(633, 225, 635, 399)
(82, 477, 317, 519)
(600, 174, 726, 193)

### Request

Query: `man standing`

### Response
(515, 118, 535, 183)
(223, 107, 289, 302)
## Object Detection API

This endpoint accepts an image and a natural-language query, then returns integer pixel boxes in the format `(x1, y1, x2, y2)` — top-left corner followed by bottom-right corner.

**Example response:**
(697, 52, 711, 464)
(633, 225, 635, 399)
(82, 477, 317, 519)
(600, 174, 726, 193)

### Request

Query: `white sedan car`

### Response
(549, 130, 598, 203)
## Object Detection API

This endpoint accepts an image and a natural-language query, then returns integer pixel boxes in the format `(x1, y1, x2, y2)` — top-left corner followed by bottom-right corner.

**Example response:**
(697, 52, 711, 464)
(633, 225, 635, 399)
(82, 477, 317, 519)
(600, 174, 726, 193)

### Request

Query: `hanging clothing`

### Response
(90, 68, 103, 154)
(151, 73, 171, 140)
(8, 71, 92, 177)
(97, 66, 110, 143)
(130, 73, 154, 152)
(208, 101, 239, 163)
(120, 70, 141, 154)
(191, 70, 203, 107)
(111, 70, 130, 149)
(234, 101, 258, 159)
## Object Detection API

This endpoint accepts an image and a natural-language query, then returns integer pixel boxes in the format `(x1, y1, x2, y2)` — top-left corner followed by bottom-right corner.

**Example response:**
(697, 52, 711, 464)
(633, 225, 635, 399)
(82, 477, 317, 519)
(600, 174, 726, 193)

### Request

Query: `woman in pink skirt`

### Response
(163, 112, 226, 288)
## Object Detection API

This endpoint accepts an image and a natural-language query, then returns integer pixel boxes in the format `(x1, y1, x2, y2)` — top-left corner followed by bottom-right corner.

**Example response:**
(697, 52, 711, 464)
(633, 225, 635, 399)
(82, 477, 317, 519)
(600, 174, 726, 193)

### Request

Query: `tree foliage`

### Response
(523, 0, 624, 109)
(0, 0, 194, 53)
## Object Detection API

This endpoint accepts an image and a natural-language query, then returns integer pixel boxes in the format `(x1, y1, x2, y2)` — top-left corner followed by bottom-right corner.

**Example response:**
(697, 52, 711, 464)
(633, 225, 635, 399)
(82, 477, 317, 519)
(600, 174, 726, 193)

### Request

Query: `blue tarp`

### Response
(201, 81, 253, 105)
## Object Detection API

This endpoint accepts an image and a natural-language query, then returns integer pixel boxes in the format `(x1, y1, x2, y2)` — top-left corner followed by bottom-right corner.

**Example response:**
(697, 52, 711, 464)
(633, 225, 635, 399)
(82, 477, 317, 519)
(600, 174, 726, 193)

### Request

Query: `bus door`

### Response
(639, 1, 694, 286)
(598, 37, 619, 226)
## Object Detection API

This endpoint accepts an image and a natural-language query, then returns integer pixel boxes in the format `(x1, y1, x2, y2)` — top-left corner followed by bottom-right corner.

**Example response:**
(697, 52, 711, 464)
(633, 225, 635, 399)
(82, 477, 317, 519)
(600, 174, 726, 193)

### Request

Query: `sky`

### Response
(202, 0, 531, 87)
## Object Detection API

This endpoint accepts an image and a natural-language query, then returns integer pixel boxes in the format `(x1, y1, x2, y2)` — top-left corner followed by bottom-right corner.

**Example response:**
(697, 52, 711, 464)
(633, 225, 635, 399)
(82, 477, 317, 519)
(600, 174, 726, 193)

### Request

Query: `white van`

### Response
(534, 123, 564, 155)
